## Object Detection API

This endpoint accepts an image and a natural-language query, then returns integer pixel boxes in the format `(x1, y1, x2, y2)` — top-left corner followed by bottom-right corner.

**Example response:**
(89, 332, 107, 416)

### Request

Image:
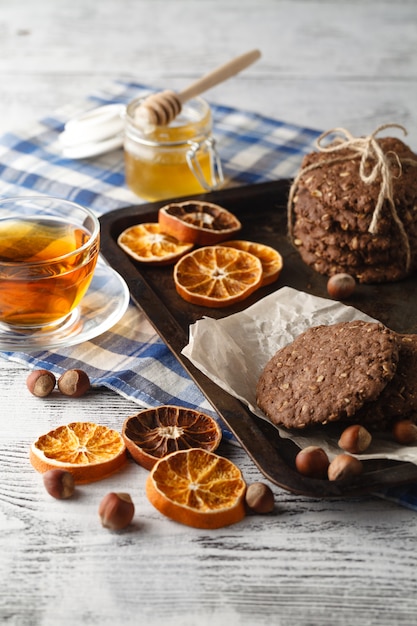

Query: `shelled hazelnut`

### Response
(57, 369, 91, 397)
(338, 424, 372, 454)
(245, 482, 275, 514)
(295, 446, 330, 479)
(327, 273, 356, 299)
(26, 369, 56, 397)
(392, 419, 417, 445)
(98, 493, 135, 530)
(43, 469, 75, 499)
(328, 454, 363, 481)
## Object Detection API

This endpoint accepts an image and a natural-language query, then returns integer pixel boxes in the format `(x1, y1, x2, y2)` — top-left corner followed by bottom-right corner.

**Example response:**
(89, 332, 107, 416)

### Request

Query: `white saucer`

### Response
(0, 256, 130, 352)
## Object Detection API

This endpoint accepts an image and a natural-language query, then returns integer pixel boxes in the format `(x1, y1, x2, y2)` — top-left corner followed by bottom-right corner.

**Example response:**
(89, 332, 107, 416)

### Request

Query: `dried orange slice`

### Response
(117, 222, 193, 265)
(220, 240, 283, 286)
(122, 405, 222, 470)
(30, 422, 127, 484)
(146, 448, 247, 529)
(173, 245, 263, 307)
(158, 201, 241, 245)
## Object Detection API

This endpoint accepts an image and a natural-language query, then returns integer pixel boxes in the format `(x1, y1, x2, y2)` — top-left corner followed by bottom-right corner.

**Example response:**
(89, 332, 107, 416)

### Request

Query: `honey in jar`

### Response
(124, 96, 223, 201)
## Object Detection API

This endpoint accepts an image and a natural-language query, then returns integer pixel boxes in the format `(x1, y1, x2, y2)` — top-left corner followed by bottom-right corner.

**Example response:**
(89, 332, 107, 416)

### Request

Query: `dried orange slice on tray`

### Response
(173, 245, 263, 307)
(220, 240, 283, 286)
(146, 448, 247, 529)
(122, 405, 222, 470)
(117, 222, 193, 265)
(158, 200, 241, 245)
(30, 422, 127, 484)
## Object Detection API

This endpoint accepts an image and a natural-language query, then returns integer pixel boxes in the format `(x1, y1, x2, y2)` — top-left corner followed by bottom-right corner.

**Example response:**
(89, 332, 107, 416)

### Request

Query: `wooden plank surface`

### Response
(0, 1, 417, 625)
(1, 0, 417, 146)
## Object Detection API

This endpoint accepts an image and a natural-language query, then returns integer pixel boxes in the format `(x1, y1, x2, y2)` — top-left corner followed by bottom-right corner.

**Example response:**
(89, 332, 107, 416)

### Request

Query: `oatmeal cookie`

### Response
(256, 321, 399, 429)
(356, 333, 417, 427)
(289, 136, 417, 283)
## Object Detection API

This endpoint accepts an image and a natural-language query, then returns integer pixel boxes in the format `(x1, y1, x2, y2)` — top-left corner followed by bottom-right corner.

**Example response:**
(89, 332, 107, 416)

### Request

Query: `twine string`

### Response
(287, 124, 416, 273)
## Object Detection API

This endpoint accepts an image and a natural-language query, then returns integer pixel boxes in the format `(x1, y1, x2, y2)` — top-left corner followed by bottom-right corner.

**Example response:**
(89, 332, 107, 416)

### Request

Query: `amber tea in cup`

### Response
(0, 197, 100, 330)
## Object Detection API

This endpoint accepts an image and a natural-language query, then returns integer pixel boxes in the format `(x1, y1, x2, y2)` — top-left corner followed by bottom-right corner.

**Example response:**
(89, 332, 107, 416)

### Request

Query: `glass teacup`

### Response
(0, 196, 100, 331)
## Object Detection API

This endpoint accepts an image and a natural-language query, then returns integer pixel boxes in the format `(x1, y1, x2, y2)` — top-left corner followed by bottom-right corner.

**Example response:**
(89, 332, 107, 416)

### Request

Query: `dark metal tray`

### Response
(100, 180, 417, 497)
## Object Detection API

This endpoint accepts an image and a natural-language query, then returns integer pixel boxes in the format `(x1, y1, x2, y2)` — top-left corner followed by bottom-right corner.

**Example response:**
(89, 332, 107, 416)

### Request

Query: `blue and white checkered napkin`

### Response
(0, 79, 320, 423)
(0, 79, 415, 510)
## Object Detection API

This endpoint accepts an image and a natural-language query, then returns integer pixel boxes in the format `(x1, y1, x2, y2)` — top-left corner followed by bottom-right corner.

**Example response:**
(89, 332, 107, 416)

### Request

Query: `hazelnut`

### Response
(392, 419, 417, 445)
(327, 273, 356, 299)
(43, 469, 75, 499)
(245, 482, 275, 514)
(98, 492, 135, 530)
(26, 369, 56, 397)
(328, 453, 363, 481)
(295, 446, 329, 479)
(58, 369, 91, 397)
(338, 424, 372, 454)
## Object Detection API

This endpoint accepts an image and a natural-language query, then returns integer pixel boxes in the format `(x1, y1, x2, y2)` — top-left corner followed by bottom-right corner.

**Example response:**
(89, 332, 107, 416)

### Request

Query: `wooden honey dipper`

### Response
(135, 49, 261, 126)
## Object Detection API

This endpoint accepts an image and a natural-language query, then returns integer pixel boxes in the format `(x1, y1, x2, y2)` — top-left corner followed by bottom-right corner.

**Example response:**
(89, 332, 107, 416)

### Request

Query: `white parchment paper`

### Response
(182, 286, 417, 464)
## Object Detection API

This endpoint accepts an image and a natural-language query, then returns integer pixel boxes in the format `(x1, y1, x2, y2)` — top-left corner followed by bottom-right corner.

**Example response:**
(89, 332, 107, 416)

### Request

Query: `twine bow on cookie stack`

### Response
(317, 124, 408, 236)
(287, 123, 417, 274)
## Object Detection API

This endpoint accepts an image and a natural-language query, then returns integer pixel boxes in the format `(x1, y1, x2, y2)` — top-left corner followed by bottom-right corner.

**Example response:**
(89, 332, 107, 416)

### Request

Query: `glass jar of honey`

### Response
(124, 96, 224, 201)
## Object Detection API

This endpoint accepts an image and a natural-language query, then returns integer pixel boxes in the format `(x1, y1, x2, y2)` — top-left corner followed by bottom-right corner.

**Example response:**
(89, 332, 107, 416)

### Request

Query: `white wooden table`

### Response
(1, 2, 417, 625)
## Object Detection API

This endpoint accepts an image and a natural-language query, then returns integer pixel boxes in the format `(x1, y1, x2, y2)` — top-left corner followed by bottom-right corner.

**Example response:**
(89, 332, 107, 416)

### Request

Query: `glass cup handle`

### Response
(186, 137, 224, 191)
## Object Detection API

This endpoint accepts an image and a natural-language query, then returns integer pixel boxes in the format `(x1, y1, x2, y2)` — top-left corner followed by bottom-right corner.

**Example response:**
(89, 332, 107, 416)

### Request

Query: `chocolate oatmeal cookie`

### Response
(256, 321, 399, 429)
(288, 135, 417, 283)
(356, 333, 417, 427)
